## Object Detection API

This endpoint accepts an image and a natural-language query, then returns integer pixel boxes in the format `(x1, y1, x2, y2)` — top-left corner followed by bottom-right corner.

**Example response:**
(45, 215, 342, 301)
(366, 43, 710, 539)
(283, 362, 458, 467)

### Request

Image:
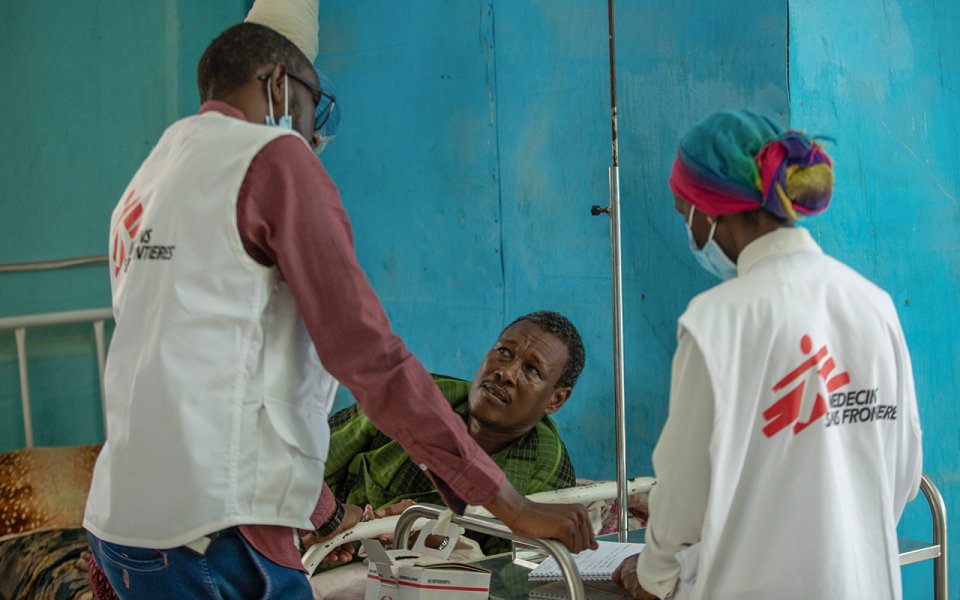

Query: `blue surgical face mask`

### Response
(264, 74, 293, 130)
(686, 206, 738, 281)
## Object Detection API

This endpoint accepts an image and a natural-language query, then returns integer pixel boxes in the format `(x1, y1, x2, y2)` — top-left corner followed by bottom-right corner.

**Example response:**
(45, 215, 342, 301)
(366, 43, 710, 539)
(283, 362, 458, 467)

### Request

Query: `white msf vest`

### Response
(678, 228, 921, 600)
(84, 111, 338, 548)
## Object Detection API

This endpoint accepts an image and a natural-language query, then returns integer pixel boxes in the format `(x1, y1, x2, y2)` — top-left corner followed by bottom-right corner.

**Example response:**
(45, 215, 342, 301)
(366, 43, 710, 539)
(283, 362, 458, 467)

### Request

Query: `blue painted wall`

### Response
(790, 1, 959, 595)
(0, 2, 953, 596)
(317, 0, 788, 478)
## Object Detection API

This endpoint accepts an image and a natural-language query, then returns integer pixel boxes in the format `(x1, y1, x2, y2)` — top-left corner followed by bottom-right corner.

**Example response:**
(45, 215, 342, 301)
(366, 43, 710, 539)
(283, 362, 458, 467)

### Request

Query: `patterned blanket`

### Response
(0, 528, 91, 600)
(0, 445, 101, 600)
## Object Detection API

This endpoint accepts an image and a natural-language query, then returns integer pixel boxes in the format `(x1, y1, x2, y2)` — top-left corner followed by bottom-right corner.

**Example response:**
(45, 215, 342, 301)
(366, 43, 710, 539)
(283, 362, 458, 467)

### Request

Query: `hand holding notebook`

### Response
(527, 540, 645, 582)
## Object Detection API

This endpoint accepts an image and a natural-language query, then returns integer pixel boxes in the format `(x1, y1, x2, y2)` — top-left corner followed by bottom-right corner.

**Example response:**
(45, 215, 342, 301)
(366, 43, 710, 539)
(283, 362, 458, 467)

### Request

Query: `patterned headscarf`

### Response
(668, 109, 833, 219)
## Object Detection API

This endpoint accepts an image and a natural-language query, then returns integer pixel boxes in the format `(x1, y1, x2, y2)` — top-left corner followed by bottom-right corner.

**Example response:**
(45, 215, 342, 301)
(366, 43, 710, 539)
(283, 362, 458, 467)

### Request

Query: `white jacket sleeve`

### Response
(892, 318, 923, 517)
(635, 329, 713, 599)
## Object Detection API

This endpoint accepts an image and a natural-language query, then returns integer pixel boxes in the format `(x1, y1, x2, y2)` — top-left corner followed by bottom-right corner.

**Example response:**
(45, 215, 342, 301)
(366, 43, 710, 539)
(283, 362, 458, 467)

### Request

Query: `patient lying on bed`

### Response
(310, 310, 649, 599)
(323, 310, 585, 554)
(307, 310, 587, 597)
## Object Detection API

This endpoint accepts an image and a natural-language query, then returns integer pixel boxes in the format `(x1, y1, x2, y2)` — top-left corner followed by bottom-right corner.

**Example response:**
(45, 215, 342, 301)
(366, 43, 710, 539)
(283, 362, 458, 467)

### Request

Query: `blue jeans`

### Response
(87, 528, 312, 600)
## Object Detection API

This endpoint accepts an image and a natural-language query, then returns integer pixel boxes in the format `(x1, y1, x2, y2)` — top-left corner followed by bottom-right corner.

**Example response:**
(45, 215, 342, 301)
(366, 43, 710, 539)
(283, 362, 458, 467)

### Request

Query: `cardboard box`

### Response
(362, 530, 491, 600)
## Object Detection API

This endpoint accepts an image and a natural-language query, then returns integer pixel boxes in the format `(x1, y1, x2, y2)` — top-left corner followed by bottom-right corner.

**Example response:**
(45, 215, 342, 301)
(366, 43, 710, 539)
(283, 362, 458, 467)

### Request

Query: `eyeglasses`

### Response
(286, 71, 337, 133)
(259, 71, 337, 133)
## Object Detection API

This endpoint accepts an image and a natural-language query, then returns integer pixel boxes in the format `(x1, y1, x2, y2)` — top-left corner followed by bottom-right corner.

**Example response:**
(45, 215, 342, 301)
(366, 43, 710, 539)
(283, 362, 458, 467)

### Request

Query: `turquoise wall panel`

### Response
(0, 1, 245, 450)
(0, 1, 168, 315)
(790, 2, 959, 596)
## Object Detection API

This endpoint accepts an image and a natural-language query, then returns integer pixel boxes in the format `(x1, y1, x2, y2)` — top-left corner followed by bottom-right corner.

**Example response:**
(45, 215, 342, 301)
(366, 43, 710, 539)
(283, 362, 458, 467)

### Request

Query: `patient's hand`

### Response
(612, 553, 658, 599)
(373, 498, 417, 519)
(628, 492, 649, 523)
(301, 503, 364, 563)
(370, 499, 417, 547)
(370, 500, 445, 549)
(74, 549, 91, 572)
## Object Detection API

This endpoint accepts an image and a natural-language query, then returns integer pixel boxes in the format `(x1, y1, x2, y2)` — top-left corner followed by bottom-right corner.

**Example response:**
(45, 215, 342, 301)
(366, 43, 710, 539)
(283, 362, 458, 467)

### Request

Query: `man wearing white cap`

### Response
(82, 2, 596, 598)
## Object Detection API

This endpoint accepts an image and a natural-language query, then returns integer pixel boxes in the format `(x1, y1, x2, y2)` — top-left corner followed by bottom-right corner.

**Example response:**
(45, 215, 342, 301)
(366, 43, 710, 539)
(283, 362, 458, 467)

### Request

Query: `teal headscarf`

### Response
(669, 109, 833, 219)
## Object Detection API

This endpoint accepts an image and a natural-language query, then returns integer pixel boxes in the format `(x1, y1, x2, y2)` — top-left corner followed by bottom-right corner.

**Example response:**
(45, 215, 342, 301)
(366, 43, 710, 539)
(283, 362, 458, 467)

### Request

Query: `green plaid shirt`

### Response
(324, 374, 576, 553)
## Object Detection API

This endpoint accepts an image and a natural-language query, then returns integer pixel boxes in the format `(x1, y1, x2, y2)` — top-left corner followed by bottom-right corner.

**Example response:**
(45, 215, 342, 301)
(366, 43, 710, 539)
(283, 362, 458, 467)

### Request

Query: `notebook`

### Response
(527, 540, 645, 582)
(528, 580, 634, 599)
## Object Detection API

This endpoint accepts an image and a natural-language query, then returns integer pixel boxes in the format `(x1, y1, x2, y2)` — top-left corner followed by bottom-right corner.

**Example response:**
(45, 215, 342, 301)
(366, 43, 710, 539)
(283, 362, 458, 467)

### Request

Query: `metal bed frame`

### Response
(899, 474, 948, 599)
(0, 307, 112, 447)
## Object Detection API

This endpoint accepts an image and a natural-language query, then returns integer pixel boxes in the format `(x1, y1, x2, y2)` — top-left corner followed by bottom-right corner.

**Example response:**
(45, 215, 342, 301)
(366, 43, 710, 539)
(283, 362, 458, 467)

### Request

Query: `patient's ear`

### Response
(544, 387, 572, 415)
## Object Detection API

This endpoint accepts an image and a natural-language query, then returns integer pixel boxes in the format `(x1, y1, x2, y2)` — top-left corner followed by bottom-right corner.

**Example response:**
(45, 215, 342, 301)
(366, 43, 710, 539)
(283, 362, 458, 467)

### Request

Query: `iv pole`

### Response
(590, 0, 628, 542)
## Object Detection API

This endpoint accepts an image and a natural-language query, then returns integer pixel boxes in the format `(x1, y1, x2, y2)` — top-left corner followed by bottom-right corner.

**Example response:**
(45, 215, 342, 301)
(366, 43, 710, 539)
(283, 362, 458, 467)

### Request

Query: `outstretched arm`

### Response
(241, 138, 594, 553)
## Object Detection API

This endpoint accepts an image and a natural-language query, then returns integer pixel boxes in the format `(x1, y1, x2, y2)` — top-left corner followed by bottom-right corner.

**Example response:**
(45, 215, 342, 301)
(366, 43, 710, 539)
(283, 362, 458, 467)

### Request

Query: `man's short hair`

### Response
(197, 22, 313, 102)
(505, 311, 585, 390)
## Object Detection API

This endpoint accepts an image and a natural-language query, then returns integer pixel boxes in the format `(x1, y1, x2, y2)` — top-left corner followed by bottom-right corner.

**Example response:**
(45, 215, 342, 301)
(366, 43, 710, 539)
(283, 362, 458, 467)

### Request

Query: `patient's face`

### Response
(468, 320, 570, 436)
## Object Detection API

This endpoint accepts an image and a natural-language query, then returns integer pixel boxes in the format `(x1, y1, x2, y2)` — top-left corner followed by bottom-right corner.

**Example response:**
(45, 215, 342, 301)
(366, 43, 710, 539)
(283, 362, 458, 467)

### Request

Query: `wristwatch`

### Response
(314, 501, 345, 537)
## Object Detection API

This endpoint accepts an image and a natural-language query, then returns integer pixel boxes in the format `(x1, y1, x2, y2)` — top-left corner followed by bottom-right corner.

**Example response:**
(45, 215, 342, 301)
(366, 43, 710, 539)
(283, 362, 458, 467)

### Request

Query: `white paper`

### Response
(528, 540, 645, 582)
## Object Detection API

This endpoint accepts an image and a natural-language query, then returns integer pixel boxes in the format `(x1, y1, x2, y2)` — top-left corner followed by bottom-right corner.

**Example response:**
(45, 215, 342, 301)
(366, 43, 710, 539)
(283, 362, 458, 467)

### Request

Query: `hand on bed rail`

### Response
(301, 499, 427, 554)
(300, 502, 365, 564)
(301, 476, 655, 575)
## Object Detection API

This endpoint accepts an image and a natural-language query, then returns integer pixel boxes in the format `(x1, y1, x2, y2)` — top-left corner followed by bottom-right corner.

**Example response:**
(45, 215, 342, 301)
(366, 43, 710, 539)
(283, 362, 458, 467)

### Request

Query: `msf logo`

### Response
(762, 334, 851, 438)
(111, 190, 143, 278)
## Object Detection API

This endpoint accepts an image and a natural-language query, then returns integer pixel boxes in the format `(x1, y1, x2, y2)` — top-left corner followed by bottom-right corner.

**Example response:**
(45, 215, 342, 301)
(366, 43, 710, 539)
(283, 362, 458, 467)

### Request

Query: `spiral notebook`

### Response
(527, 540, 645, 582)
(528, 580, 633, 600)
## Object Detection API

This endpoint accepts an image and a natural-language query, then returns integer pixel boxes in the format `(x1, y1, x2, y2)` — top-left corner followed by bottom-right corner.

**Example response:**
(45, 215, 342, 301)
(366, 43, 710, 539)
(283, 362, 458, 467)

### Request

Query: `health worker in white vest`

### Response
(83, 22, 595, 599)
(612, 110, 923, 600)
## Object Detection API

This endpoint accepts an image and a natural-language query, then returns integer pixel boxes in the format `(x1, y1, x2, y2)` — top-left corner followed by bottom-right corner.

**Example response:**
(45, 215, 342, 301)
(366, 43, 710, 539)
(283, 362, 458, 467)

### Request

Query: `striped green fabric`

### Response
(324, 374, 576, 554)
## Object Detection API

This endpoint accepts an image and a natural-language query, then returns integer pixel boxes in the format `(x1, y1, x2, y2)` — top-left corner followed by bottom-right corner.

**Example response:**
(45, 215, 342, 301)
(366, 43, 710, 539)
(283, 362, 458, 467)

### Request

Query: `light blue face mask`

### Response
(264, 74, 293, 130)
(686, 206, 738, 281)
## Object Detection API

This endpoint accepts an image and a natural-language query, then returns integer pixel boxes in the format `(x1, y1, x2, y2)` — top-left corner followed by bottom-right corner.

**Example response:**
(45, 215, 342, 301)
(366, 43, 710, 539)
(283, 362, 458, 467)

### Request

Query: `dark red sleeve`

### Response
(236, 136, 505, 511)
(308, 482, 338, 529)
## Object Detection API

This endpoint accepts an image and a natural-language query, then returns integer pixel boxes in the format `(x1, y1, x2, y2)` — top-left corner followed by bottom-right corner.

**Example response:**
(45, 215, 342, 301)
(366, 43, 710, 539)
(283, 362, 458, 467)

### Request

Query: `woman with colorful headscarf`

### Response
(612, 110, 922, 600)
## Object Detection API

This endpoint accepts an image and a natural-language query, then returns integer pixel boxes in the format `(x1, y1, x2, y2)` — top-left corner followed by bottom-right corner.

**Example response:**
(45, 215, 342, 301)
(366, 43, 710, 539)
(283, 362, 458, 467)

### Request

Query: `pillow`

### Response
(0, 445, 102, 542)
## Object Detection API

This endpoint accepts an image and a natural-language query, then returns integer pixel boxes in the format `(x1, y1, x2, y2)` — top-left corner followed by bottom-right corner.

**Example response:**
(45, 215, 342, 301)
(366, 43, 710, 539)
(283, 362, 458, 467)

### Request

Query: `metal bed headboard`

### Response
(1, 254, 110, 447)
(0, 307, 113, 448)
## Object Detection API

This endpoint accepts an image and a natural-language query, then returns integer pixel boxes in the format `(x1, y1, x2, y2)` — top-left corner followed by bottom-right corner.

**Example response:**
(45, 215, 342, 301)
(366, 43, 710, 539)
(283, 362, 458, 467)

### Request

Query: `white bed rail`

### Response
(301, 476, 656, 575)
(0, 307, 113, 447)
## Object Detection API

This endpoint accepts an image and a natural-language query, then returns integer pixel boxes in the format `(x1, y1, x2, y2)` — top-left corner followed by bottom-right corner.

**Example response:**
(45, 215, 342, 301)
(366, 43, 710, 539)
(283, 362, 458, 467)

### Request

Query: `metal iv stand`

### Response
(590, 0, 629, 542)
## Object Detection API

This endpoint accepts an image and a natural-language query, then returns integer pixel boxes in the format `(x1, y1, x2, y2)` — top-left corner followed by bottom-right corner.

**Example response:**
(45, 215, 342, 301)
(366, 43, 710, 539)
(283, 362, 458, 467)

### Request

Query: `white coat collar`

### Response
(737, 226, 822, 276)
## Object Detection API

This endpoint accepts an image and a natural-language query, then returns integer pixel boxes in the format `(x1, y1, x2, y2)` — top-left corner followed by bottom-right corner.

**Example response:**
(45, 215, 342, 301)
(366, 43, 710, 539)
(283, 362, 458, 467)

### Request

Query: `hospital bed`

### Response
(1, 307, 948, 599)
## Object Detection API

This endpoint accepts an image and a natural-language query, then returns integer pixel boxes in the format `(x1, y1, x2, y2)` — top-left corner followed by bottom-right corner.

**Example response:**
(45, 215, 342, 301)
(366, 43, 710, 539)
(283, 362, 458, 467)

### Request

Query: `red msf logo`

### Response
(762, 334, 851, 438)
(111, 190, 143, 277)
